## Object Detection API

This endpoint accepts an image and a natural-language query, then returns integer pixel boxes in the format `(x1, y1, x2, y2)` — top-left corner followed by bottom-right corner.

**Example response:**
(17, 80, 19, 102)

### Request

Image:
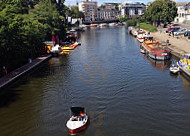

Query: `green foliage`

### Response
(99, 5, 105, 9)
(127, 19, 137, 26)
(67, 6, 84, 19)
(137, 23, 157, 32)
(114, 3, 119, 11)
(0, 0, 67, 76)
(119, 15, 128, 22)
(143, 0, 177, 25)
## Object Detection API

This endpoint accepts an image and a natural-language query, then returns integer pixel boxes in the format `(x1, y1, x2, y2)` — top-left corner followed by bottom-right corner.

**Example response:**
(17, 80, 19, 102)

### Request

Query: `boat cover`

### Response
(71, 107, 85, 116)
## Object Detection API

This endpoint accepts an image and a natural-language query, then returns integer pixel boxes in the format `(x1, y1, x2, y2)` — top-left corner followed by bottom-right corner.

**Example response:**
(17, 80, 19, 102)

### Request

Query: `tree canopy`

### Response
(143, 0, 177, 26)
(66, 6, 84, 19)
(0, 0, 67, 76)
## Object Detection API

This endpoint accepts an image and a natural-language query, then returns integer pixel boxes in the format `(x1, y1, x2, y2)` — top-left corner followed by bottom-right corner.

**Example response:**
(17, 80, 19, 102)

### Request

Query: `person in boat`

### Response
(80, 111, 85, 121)
(72, 114, 78, 121)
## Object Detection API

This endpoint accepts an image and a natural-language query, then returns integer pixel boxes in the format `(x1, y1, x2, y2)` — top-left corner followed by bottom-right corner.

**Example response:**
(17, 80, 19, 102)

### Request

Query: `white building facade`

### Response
(97, 8, 119, 20)
(174, 2, 190, 24)
(97, 3, 119, 20)
(78, 0, 98, 22)
(121, 2, 145, 18)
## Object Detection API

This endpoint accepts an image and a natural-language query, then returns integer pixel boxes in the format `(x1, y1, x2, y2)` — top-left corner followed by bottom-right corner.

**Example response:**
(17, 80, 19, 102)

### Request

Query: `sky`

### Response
(64, 0, 189, 6)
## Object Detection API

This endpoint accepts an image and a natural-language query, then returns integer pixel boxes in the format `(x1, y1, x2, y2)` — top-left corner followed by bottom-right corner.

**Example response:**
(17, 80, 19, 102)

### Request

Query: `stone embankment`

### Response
(0, 54, 51, 90)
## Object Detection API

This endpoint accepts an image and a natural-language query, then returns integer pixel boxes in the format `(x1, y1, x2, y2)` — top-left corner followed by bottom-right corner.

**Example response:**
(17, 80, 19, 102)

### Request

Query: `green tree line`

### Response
(142, 0, 177, 26)
(0, 0, 67, 77)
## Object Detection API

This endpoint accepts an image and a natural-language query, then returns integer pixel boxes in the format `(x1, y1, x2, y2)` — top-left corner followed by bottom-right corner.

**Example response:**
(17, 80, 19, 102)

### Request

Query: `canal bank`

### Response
(151, 31, 190, 58)
(0, 54, 51, 90)
(132, 27, 190, 58)
(1, 27, 190, 136)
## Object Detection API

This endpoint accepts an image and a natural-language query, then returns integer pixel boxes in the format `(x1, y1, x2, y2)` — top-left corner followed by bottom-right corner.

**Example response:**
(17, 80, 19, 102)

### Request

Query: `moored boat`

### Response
(170, 64, 180, 74)
(148, 50, 171, 60)
(136, 30, 147, 43)
(50, 44, 62, 55)
(44, 41, 54, 53)
(140, 45, 146, 54)
(99, 23, 108, 28)
(141, 38, 171, 60)
(177, 54, 190, 77)
(61, 42, 78, 50)
(90, 24, 98, 27)
(66, 107, 88, 135)
(109, 22, 116, 26)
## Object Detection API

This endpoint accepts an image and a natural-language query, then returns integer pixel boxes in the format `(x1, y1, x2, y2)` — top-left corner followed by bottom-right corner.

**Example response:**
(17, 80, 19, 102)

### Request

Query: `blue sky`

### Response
(65, 0, 189, 6)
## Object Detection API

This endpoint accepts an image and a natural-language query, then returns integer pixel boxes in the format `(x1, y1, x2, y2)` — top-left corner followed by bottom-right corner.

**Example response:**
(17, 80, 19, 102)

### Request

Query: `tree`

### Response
(0, 0, 67, 77)
(70, 6, 84, 19)
(119, 15, 128, 22)
(143, 0, 177, 26)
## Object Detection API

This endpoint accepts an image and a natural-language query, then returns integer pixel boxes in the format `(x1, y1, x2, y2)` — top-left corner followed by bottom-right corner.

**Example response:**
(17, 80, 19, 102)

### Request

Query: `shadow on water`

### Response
(169, 72, 179, 78)
(179, 72, 190, 88)
(143, 55, 171, 71)
(0, 88, 21, 108)
(0, 55, 70, 108)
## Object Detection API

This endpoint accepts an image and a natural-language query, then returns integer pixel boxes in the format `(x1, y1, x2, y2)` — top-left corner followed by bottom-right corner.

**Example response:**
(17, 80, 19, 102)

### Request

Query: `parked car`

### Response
(172, 23, 180, 27)
(166, 27, 180, 33)
(184, 31, 190, 37)
(173, 28, 187, 35)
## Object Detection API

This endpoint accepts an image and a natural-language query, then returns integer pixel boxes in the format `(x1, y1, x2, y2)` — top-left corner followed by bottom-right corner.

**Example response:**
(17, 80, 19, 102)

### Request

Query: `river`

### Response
(1, 26, 190, 136)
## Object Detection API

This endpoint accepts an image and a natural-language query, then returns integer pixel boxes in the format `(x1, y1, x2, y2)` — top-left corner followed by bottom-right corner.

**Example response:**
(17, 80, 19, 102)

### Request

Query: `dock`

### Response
(0, 54, 51, 89)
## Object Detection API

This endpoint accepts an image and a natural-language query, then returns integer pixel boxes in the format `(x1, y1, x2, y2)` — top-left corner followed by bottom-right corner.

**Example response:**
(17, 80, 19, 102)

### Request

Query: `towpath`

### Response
(0, 54, 51, 89)
(151, 31, 190, 58)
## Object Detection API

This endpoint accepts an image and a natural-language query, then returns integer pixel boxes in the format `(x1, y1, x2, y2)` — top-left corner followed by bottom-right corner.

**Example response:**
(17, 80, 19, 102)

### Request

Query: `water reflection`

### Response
(145, 55, 171, 71)
(179, 73, 190, 89)
(1, 26, 190, 136)
(0, 89, 20, 108)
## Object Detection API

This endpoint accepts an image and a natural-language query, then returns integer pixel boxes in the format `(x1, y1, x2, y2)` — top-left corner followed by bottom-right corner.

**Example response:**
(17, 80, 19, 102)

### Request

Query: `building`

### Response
(97, 8, 119, 20)
(78, 0, 98, 22)
(121, 2, 145, 18)
(174, 2, 190, 24)
(103, 3, 116, 10)
(97, 3, 119, 21)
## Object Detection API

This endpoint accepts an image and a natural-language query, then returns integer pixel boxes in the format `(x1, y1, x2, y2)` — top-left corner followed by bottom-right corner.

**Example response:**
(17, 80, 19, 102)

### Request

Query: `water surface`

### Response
(1, 26, 190, 136)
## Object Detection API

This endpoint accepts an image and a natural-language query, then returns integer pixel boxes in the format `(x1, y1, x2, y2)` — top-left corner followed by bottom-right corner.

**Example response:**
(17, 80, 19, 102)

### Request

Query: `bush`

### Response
(127, 19, 137, 26)
(138, 23, 157, 32)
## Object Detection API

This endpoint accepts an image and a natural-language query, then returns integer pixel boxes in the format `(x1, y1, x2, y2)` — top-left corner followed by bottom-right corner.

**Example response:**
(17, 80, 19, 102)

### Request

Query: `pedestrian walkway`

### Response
(151, 31, 190, 58)
(0, 54, 51, 89)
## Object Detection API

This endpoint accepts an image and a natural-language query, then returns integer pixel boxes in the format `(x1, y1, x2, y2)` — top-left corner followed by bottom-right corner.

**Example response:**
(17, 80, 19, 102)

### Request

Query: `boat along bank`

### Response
(130, 28, 171, 61)
(130, 27, 190, 59)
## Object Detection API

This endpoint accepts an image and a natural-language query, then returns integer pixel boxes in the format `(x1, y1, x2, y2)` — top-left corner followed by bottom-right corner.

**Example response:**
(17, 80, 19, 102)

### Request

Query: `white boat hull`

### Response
(66, 114, 88, 134)
(170, 67, 179, 74)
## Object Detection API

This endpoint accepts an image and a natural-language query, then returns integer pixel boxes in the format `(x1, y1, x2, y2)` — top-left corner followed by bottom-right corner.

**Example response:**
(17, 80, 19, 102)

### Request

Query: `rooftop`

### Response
(176, 2, 190, 6)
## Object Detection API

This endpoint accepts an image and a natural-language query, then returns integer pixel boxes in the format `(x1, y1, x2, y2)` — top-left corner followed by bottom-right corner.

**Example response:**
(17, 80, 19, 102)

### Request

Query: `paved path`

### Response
(0, 54, 51, 89)
(151, 31, 190, 58)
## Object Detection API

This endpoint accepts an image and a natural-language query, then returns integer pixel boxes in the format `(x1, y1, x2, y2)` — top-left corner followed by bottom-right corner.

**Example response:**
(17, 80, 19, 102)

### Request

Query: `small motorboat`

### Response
(109, 22, 116, 26)
(66, 107, 88, 135)
(136, 31, 147, 43)
(90, 24, 98, 27)
(50, 44, 62, 55)
(170, 64, 180, 74)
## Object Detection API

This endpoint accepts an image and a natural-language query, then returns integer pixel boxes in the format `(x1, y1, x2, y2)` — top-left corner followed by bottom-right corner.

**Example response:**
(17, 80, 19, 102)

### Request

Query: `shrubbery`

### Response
(137, 23, 157, 32)
(0, 0, 67, 77)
